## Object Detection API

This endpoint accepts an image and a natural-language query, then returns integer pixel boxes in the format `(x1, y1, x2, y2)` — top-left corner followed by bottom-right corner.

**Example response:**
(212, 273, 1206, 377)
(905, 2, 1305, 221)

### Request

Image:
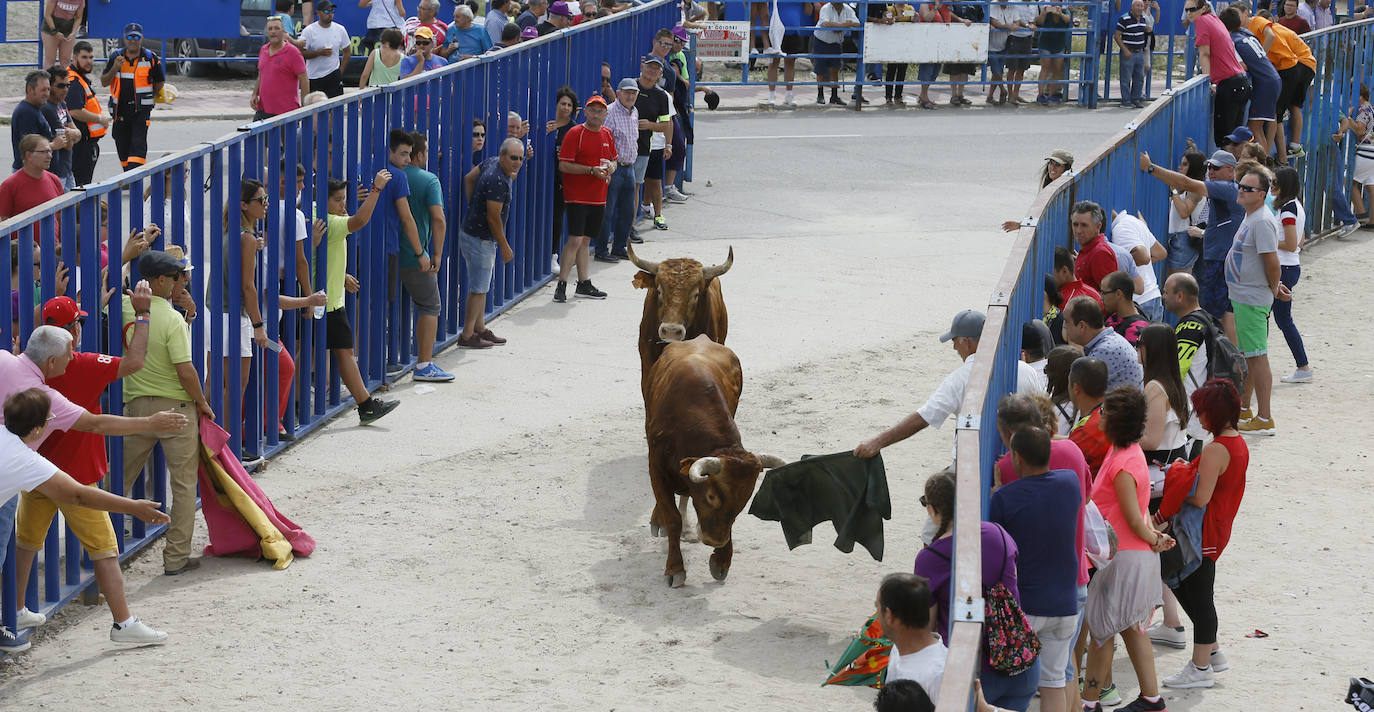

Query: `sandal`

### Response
(918, 98, 936, 109)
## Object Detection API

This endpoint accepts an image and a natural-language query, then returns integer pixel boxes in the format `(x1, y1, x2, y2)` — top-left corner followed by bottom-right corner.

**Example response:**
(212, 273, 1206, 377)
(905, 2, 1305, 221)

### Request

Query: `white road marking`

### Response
(702, 134, 863, 141)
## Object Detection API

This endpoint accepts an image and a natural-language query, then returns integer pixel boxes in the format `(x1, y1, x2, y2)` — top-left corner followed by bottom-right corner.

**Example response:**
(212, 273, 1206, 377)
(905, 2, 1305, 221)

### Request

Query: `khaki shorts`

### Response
(16, 485, 120, 560)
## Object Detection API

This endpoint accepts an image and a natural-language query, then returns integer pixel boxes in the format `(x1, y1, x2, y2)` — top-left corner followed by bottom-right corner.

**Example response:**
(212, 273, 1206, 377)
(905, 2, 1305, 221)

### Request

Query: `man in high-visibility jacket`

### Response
(99, 22, 164, 171)
(66, 40, 109, 186)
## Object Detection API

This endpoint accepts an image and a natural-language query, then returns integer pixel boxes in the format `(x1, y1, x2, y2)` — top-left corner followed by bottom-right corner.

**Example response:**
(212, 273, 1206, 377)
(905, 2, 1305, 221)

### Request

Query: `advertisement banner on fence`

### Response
(862, 23, 990, 63)
(696, 22, 750, 61)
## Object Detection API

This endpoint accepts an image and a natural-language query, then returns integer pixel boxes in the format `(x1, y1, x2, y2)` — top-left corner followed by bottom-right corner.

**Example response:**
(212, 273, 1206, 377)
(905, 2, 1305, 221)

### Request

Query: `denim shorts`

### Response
(458, 229, 498, 295)
(1167, 231, 1199, 271)
(1038, 46, 1069, 57)
(633, 154, 649, 184)
(917, 62, 941, 82)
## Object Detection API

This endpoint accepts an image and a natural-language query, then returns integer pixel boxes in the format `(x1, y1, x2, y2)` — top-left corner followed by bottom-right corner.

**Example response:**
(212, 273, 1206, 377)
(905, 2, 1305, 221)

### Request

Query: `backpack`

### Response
(925, 527, 1041, 676)
(1188, 310, 1247, 394)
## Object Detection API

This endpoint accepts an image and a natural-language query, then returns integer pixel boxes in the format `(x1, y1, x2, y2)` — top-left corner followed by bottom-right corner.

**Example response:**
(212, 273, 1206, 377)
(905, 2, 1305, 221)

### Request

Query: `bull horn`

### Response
(688, 457, 723, 483)
(757, 454, 787, 469)
(701, 246, 734, 281)
(626, 246, 659, 275)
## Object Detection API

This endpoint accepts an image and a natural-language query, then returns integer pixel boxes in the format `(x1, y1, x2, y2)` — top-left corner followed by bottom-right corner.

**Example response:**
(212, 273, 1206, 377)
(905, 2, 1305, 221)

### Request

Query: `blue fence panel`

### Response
(0, 0, 679, 646)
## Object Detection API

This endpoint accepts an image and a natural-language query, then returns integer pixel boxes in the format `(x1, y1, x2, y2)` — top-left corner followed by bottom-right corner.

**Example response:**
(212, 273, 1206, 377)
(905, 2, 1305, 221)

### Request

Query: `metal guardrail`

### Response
(940, 17, 1374, 710)
(0, 0, 679, 643)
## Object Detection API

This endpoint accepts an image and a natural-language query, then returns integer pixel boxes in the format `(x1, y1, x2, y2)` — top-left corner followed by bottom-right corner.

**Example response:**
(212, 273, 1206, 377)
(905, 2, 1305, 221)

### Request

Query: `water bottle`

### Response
(313, 305, 325, 319)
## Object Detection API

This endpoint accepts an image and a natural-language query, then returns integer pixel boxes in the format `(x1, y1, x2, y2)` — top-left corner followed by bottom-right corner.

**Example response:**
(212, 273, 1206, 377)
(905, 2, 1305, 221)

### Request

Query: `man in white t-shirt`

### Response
(0, 388, 169, 652)
(854, 309, 1046, 465)
(277, 162, 314, 296)
(1110, 210, 1168, 321)
(876, 573, 947, 702)
(300, 0, 351, 98)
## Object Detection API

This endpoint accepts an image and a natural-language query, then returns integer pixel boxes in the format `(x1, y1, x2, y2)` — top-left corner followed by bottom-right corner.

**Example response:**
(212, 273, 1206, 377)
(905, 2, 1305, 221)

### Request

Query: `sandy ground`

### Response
(1, 109, 1370, 710)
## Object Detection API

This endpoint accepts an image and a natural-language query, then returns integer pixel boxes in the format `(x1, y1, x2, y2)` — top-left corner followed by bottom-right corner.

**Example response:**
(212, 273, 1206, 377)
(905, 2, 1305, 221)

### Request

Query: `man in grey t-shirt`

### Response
(1226, 168, 1289, 435)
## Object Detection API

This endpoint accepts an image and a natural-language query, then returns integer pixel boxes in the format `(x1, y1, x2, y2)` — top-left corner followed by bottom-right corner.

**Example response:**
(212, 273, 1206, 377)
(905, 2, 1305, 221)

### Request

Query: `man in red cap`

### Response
(553, 94, 617, 303)
(8, 285, 173, 645)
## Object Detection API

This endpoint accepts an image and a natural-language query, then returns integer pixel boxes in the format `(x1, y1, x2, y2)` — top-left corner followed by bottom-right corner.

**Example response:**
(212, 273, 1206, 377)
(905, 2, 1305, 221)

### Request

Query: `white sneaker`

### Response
(110, 618, 169, 645)
(15, 607, 45, 630)
(664, 186, 689, 203)
(1163, 661, 1215, 689)
(1210, 648, 1230, 672)
(765, 93, 776, 106)
(1146, 621, 1188, 648)
(1338, 222, 1360, 238)
(783, 93, 796, 106)
(1280, 368, 1313, 383)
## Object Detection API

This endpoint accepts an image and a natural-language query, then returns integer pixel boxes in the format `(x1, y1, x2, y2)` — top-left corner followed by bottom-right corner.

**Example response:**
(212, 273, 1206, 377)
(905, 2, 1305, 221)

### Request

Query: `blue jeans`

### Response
(596, 164, 636, 256)
(1273, 264, 1308, 367)
(981, 659, 1041, 711)
(1331, 181, 1359, 224)
(0, 496, 16, 573)
(1120, 50, 1146, 103)
(1137, 296, 1163, 322)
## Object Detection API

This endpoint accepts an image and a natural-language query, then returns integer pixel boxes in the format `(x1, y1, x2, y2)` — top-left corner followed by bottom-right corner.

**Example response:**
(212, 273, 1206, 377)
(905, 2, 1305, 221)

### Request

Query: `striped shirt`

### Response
(604, 99, 639, 164)
(1115, 12, 1149, 50)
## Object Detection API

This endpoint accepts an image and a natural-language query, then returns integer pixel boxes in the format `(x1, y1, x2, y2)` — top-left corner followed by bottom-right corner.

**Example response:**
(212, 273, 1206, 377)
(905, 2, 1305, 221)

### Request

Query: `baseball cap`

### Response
(641, 54, 664, 67)
(42, 296, 88, 328)
(549, 1, 574, 16)
(123, 23, 144, 38)
(414, 26, 435, 40)
(138, 250, 184, 279)
(1223, 126, 1254, 145)
(520, 25, 539, 39)
(672, 25, 689, 42)
(1205, 150, 1237, 169)
(315, 0, 335, 10)
(585, 94, 607, 107)
(939, 309, 986, 343)
(165, 244, 194, 272)
(1046, 149, 1074, 167)
(617, 77, 639, 92)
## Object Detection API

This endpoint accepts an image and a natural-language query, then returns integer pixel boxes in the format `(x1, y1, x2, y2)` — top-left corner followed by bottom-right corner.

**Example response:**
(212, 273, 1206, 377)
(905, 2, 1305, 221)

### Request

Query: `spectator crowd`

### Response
(1, 3, 1368, 711)
(1, 0, 704, 654)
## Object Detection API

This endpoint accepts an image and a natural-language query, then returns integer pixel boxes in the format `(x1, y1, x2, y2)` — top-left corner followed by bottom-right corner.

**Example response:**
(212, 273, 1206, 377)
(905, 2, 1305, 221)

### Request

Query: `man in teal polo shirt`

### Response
(401, 130, 454, 382)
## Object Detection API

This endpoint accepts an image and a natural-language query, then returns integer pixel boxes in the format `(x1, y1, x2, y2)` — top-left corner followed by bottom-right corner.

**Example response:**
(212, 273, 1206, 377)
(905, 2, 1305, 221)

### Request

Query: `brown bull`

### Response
(629, 245, 732, 399)
(644, 335, 784, 588)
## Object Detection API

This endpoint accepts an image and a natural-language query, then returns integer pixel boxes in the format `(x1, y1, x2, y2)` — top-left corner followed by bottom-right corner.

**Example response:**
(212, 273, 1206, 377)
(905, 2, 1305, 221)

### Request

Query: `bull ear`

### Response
(632, 271, 655, 290)
(678, 457, 698, 476)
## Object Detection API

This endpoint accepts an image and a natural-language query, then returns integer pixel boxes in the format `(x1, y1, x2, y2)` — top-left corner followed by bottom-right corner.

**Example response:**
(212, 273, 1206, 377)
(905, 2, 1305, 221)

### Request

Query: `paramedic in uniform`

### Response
(100, 22, 164, 171)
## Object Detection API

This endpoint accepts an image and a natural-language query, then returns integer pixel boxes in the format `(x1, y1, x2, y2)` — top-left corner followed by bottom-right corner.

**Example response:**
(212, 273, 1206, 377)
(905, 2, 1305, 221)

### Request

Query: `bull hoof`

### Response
(681, 526, 700, 543)
(650, 524, 665, 538)
(665, 572, 686, 588)
(709, 556, 729, 582)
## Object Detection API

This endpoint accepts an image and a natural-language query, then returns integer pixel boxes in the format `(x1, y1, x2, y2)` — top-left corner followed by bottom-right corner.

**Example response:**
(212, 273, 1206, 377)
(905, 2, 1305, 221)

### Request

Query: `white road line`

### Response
(702, 134, 864, 141)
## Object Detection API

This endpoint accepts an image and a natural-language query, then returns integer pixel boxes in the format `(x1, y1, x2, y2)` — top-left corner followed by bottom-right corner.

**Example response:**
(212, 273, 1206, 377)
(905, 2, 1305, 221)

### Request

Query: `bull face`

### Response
(629, 246, 733, 343)
(679, 452, 786, 549)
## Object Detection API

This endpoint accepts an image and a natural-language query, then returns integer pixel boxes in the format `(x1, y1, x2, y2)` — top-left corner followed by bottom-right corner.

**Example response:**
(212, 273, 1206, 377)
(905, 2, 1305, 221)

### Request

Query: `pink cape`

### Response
(196, 416, 315, 567)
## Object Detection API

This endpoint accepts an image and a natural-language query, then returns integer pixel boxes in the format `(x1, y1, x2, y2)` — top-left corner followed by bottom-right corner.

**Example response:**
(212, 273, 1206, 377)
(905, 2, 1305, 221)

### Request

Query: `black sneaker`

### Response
(1351, 678, 1374, 711)
(609, 250, 630, 259)
(829, 95, 846, 106)
(816, 91, 825, 104)
(1120, 696, 1168, 712)
(574, 280, 607, 299)
(628, 232, 644, 244)
(593, 253, 619, 264)
(385, 362, 407, 378)
(0, 627, 30, 654)
(553, 280, 567, 303)
(358, 397, 399, 425)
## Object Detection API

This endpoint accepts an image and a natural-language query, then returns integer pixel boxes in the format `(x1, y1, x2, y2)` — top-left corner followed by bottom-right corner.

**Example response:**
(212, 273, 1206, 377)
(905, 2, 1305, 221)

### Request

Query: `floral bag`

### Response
(984, 528, 1040, 676)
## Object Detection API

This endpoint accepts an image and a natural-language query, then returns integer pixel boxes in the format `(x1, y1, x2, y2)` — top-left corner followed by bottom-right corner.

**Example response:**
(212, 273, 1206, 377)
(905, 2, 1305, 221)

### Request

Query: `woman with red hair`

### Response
(1156, 378, 1249, 690)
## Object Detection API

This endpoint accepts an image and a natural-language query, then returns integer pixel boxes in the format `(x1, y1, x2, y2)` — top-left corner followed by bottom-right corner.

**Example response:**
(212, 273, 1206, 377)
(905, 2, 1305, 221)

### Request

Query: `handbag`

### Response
(1083, 500, 1117, 570)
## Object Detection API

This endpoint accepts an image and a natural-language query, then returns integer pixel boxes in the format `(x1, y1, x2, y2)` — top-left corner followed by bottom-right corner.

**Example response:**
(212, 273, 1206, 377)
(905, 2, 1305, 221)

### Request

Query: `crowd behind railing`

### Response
(0, 0, 684, 650)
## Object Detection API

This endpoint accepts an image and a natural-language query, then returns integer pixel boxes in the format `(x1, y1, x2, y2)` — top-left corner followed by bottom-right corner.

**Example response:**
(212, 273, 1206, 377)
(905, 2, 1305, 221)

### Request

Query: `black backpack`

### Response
(1188, 310, 1247, 394)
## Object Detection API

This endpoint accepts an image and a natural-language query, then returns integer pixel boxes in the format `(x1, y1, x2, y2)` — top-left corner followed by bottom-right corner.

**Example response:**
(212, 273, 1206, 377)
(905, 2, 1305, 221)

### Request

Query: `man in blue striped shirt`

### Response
(1114, 0, 1151, 108)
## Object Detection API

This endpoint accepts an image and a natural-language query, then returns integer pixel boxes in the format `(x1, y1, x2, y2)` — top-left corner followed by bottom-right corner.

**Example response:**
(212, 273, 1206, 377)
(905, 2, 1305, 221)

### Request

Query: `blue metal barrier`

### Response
(0, 0, 679, 645)
(1296, 19, 1374, 236)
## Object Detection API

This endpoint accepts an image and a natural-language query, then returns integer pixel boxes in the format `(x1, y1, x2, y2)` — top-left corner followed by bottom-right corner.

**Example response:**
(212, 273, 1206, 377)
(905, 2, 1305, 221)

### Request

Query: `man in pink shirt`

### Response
(0, 326, 188, 449)
(251, 16, 309, 121)
(1187, 0, 1252, 149)
(1071, 201, 1118, 291)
